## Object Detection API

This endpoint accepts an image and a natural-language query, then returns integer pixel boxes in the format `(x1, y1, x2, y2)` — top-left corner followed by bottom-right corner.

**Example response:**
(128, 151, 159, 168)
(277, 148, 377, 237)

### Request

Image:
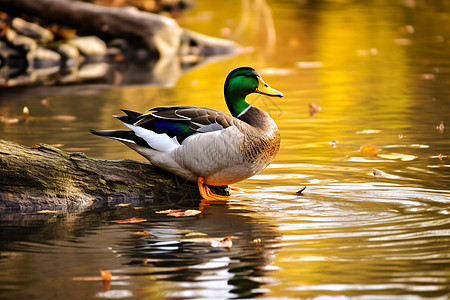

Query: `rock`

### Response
(57, 43, 80, 68)
(6, 27, 37, 52)
(33, 46, 61, 68)
(11, 17, 54, 43)
(70, 36, 107, 58)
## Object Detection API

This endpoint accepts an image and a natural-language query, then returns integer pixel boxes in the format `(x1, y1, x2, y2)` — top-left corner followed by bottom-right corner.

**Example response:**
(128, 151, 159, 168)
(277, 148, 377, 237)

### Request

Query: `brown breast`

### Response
(236, 106, 280, 164)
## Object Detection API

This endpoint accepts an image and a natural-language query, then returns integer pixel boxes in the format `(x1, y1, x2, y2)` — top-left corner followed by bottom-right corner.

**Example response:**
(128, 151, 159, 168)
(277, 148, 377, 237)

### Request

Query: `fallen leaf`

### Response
(115, 203, 132, 207)
(252, 238, 262, 245)
(156, 209, 201, 217)
(437, 121, 445, 134)
(372, 168, 386, 178)
(37, 210, 59, 213)
(296, 186, 306, 196)
(359, 144, 380, 156)
(100, 269, 111, 281)
(183, 236, 233, 248)
(309, 103, 322, 116)
(133, 207, 144, 210)
(112, 217, 147, 224)
(40, 97, 50, 107)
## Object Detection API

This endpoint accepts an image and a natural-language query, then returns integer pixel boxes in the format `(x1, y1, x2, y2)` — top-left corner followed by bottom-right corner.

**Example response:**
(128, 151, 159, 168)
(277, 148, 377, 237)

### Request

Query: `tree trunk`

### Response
(0, 0, 239, 56)
(0, 140, 228, 213)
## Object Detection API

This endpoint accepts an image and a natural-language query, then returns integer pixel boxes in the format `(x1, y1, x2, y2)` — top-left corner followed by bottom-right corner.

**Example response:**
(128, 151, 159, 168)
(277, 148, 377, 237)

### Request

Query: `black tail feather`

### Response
(121, 109, 142, 121)
(112, 110, 142, 124)
(90, 129, 148, 147)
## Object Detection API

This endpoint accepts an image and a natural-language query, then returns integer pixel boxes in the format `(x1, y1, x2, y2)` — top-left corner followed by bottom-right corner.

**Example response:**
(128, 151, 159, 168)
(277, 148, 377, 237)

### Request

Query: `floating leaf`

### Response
(112, 217, 147, 224)
(437, 121, 445, 134)
(359, 144, 380, 156)
(40, 97, 50, 107)
(309, 103, 322, 116)
(372, 168, 386, 178)
(100, 269, 112, 281)
(37, 210, 59, 214)
(156, 209, 201, 217)
(252, 238, 262, 245)
(115, 203, 132, 207)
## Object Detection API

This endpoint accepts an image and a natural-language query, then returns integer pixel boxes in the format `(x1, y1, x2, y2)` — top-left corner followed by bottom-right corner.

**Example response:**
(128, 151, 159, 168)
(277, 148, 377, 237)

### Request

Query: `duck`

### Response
(91, 67, 283, 200)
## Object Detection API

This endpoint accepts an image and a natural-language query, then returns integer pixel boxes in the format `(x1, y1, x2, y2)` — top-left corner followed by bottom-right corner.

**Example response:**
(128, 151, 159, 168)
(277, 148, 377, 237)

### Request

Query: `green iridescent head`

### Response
(224, 67, 284, 117)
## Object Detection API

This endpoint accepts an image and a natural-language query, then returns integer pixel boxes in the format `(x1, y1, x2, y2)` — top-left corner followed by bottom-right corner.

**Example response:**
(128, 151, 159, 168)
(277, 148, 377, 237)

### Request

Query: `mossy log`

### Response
(0, 140, 228, 213)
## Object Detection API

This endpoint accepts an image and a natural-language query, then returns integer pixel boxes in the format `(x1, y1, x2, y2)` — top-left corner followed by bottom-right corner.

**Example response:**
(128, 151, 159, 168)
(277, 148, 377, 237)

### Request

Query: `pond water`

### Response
(1, 0, 450, 299)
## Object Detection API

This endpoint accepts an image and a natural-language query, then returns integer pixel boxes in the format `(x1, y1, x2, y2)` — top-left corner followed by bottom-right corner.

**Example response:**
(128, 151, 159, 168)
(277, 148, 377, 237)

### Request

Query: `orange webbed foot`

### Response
(197, 177, 229, 201)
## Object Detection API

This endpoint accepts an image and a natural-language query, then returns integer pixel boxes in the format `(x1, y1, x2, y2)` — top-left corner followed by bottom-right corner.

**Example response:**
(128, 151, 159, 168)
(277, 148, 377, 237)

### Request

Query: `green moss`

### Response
(110, 182, 128, 190)
(54, 165, 67, 172)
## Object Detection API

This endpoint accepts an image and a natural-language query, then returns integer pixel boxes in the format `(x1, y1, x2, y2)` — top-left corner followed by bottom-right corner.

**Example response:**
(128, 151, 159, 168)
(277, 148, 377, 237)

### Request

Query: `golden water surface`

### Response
(1, 0, 450, 299)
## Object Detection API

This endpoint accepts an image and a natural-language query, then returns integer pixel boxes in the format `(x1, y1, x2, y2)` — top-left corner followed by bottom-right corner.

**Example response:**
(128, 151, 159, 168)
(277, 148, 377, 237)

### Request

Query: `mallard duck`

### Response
(91, 67, 283, 200)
